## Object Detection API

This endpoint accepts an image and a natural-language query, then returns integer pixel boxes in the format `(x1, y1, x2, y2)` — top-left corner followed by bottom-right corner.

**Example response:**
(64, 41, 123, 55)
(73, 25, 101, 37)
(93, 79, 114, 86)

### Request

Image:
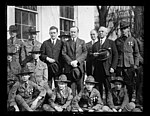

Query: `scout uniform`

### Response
(7, 68, 46, 111)
(107, 76, 134, 112)
(43, 74, 73, 111)
(72, 76, 103, 112)
(7, 52, 21, 94)
(26, 46, 52, 96)
(7, 25, 23, 68)
(115, 21, 140, 102)
(20, 27, 41, 67)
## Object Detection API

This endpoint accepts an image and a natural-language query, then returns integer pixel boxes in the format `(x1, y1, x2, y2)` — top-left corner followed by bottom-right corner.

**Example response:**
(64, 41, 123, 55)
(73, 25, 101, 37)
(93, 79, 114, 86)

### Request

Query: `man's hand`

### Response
(71, 60, 78, 67)
(112, 108, 117, 112)
(46, 57, 55, 63)
(110, 68, 114, 73)
(134, 65, 138, 69)
(14, 105, 19, 111)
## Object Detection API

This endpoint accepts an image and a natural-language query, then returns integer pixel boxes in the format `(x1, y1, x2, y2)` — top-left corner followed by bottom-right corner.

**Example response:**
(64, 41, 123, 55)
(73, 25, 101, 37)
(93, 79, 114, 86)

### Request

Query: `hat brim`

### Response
(55, 80, 71, 83)
(94, 50, 111, 61)
(8, 53, 16, 55)
(26, 31, 40, 34)
(110, 80, 126, 85)
(58, 35, 71, 38)
(85, 81, 99, 84)
(16, 72, 33, 76)
(29, 51, 42, 54)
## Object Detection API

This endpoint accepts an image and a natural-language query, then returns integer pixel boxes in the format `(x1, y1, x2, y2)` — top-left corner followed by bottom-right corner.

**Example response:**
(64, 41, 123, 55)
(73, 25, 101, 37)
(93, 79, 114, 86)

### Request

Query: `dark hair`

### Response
(70, 26, 79, 32)
(49, 26, 58, 32)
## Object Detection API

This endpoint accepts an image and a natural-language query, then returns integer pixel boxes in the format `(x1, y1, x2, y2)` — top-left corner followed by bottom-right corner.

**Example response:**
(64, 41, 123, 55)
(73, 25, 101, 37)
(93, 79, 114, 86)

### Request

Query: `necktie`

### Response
(32, 40, 35, 45)
(35, 60, 37, 66)
(52, 40, 54, 45)
(100, 39, 102, 45)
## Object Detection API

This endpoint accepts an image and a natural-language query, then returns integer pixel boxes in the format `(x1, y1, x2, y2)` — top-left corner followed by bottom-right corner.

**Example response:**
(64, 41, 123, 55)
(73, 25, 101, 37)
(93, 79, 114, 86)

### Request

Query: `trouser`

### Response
(15, 94, 45, 111)
(93, 62, 110, 103)
(48, 67, 59, 89)
(135, 66, 143, 105)
(65, 73, 83, 97)
(116, 67, 135, 102)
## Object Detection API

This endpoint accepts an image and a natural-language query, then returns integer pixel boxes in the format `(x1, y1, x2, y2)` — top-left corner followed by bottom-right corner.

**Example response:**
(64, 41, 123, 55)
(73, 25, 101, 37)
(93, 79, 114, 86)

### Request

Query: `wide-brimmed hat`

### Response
(29, 46, 42, 54)
(94, 48, 111, 61)
(48, 62, 61, 76)
(16, 67, 33, 76)
(8, 25, 17, 32)
(119, 21, 130, 30)
(85, 75, 98, 84)
(7, 46, 17, 55)
(27, 26, 40, 34)
(70, 67, 82, 81)
(110, 76, 126, 85)
(55, 74, 71, 83)
(58, 32, 71, 38)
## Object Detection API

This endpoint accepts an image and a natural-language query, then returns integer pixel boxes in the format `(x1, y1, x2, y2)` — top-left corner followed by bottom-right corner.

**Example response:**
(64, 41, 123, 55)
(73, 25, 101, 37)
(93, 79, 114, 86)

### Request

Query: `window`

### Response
(60, 6, 74, 35)
(15, 6, 37, 40)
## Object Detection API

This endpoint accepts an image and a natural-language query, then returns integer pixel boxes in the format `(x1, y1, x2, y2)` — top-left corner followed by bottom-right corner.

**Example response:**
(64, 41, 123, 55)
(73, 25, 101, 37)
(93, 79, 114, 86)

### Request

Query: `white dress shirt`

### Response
(100, 36, 106, 45)
(51, 38, 57, 45)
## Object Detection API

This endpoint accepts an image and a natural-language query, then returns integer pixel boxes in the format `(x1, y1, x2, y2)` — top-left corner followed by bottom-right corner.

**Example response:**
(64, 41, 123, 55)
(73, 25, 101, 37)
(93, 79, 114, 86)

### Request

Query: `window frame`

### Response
(15, 6, 38, 41)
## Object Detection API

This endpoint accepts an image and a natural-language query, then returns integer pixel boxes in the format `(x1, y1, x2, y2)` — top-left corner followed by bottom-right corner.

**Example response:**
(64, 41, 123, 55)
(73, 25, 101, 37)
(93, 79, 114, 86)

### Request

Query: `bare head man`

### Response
(98, 26, 108, 39)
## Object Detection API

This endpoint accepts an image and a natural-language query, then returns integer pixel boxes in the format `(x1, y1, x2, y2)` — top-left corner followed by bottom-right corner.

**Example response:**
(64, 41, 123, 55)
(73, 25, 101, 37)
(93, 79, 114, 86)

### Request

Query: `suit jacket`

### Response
(73, 87, 103, 111)
(86, 41, 94, 76)
(40, 38, 62, 67)
(92, 38, 118, 76)
(62, 38, 87, 74)
(115, 36, 139, 67)
(107, 87, 129, 109)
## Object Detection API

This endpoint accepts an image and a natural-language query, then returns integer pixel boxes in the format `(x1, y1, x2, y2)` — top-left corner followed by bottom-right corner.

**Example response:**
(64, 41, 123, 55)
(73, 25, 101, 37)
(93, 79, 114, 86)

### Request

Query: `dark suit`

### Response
(62, 38, 87, 96)
(92, 38, 118, 102)
(86, 41, 94, 76)
(40, 38, 62, 88)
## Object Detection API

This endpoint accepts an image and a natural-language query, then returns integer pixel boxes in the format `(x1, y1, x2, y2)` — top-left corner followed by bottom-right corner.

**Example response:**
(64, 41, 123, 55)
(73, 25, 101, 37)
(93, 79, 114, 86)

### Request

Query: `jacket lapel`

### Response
(102, 38, 109, 49)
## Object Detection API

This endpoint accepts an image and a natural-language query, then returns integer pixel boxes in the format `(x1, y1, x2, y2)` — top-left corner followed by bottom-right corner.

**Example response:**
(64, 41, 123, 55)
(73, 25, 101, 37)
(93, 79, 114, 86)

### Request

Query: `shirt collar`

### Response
(92, 39, 98, 45)
(100, 36, 106, 44)
(72, 37, 77, 42)
(51, 38, 57, 44)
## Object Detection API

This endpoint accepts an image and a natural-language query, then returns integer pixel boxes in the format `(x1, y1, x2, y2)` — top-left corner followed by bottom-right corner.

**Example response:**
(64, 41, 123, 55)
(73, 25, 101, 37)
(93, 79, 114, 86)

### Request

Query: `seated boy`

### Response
(106, 76, 136, 112)
(43, 74, 73, 112)
(7, 68, 46, 111)
(72, 75, 104, 112)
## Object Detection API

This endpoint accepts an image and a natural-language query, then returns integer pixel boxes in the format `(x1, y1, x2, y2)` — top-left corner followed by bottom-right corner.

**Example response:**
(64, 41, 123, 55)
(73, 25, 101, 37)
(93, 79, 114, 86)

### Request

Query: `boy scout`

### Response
(26, 46, 52, 97)
(107, 76, 134, 112)
(7, 25, 23, 69)
(20, 26, 41, 67)
(7, 68, 46, 111)
(43, 74, 73, 112)
(7, 51, 21, 94)
(72, 75, 104, 112)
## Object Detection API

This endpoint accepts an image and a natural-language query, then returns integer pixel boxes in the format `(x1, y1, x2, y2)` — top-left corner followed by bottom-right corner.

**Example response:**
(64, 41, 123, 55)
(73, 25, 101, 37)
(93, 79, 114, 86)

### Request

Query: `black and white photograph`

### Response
(6, 6, 144, 113)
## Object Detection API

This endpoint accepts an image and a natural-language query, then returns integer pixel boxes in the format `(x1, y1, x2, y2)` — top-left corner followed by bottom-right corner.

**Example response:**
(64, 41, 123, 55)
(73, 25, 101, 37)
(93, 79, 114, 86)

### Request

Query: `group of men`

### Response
(7, 21, 143, 112)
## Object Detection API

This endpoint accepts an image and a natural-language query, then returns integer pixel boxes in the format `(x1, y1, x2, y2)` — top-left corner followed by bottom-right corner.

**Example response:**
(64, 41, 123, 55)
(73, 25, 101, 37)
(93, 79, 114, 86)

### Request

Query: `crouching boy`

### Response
(43, 74, 73, 112)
